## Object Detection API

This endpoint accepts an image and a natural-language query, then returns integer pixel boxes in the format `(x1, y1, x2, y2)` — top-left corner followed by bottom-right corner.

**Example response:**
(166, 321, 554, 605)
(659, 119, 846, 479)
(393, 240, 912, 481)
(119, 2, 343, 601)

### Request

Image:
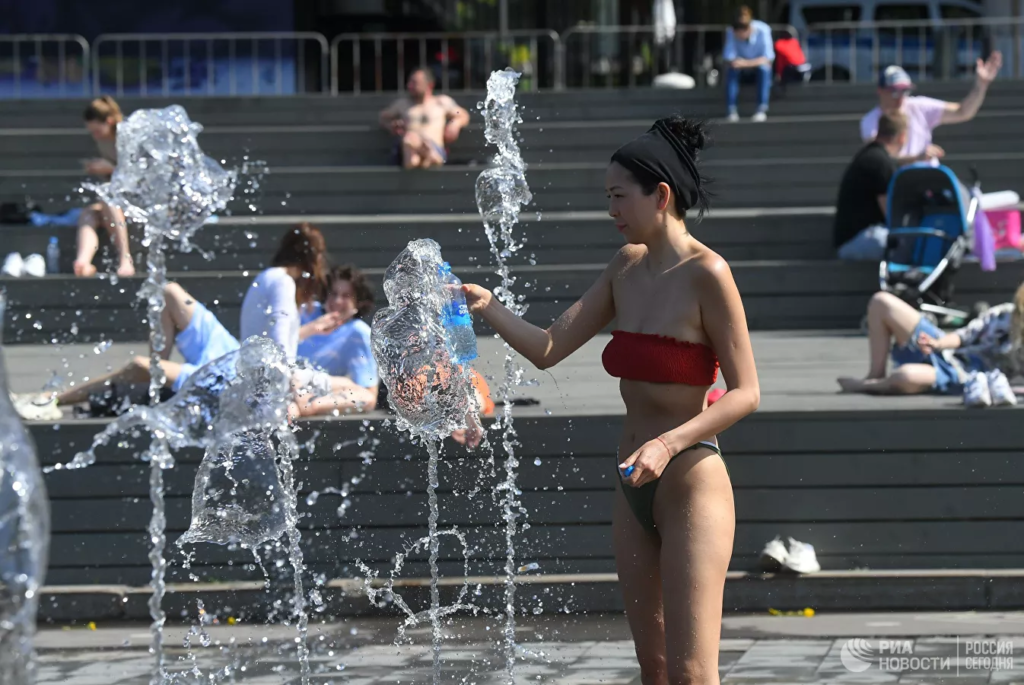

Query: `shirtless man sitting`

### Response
(379, 68, 470, 169)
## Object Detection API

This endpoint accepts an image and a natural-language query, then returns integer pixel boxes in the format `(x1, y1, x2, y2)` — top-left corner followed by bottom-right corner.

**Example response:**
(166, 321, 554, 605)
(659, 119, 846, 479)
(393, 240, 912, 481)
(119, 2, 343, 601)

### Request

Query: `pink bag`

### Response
(986, 209, 1022, 251)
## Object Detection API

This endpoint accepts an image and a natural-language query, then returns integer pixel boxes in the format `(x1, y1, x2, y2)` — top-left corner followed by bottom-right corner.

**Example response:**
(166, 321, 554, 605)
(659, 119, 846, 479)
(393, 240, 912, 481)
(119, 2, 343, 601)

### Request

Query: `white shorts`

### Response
(173, 302, 240, 392)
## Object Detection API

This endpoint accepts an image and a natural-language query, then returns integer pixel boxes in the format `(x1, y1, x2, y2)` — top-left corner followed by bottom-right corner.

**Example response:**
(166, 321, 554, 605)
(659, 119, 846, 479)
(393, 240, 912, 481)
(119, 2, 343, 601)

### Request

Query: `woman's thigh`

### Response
(612, 485, 668, 676)
(652, 447, 735, 682)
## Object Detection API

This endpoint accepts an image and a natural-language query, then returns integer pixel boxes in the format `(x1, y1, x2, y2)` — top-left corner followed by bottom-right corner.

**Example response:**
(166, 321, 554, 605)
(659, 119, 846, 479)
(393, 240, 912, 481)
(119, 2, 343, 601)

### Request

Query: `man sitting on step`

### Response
(833, 112, 905, 261)
(378, 67, 470, 169)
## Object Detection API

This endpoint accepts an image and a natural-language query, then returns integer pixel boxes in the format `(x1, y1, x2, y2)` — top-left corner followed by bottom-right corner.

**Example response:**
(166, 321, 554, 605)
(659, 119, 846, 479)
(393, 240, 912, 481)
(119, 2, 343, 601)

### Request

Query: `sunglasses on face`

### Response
(888, 88, 909, 98)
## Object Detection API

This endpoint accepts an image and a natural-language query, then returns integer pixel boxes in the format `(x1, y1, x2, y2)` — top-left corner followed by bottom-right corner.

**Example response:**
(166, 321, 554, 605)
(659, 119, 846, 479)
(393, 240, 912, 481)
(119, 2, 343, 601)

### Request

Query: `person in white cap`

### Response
(861, 53, 1002, 166)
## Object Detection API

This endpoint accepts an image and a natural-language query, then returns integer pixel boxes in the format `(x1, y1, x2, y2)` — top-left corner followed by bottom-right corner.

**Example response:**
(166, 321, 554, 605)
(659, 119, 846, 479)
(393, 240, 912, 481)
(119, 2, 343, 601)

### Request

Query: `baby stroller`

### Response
(879, 163, 981, 325)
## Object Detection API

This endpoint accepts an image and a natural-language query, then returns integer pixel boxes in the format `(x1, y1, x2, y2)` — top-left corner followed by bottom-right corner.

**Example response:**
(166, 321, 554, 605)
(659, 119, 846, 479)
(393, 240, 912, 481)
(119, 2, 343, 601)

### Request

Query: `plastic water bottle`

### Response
(45, 236, 60, 274)
(439, 262, 478, 364)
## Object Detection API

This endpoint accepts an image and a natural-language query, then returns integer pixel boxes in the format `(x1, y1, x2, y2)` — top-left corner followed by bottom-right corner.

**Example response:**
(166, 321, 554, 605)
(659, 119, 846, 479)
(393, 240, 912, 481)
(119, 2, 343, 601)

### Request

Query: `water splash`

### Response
(84, 105, 236, 683)
(475, 67, 533, 684)
(369, 240, 482, 683)
(0, 293, 50, 684)
(371, 239, 474, 437)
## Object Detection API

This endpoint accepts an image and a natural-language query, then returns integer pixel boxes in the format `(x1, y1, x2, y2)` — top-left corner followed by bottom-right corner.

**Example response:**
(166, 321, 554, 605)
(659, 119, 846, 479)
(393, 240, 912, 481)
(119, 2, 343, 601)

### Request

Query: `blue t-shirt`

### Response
(297, 307, 379, 387)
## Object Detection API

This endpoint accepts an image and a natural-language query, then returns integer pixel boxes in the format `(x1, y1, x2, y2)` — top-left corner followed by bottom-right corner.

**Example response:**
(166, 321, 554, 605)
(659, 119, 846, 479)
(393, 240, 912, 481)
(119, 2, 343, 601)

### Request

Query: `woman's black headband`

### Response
(610, 121, 702, 213)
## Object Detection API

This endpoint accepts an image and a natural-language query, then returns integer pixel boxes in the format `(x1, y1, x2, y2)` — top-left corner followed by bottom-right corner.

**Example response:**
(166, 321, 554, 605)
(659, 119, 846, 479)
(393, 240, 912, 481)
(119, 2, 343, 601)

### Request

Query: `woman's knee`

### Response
(868, 291, 900, 314)
(127, 356, 152, 379)
(635, 651, 668, 684)
(668, 660, 716, 685)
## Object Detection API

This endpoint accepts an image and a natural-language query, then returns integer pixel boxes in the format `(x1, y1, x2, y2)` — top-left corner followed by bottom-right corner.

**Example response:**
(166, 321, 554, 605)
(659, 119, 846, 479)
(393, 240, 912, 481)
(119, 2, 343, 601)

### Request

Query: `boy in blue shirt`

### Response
(723, 5, 774, 122)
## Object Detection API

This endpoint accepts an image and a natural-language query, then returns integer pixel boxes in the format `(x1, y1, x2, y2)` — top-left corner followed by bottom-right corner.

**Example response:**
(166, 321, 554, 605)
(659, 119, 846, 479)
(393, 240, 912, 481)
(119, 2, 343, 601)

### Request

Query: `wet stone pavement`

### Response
(35, 614, 1024, 684)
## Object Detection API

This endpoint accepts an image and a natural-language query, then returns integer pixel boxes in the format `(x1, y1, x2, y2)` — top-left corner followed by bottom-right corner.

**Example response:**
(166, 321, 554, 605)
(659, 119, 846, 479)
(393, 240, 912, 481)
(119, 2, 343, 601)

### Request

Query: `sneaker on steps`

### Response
(782, 537, 821, 574)
(2, 252, 24, 278)
(22, 253, 45, 278)
(758, 536, 788, 572)
(987, 370, 1017, 406)
(11, 392, 61, 421)
(964, 371, 992, 408)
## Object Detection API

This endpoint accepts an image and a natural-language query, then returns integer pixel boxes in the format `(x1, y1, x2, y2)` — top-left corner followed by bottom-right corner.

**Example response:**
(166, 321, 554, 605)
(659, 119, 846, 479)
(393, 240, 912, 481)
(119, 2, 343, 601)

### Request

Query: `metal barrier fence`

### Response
(1, 20, 1022, 99)
(91, 32, 330, 97)
(559, 23, 798, 89)
(0, 34, 90, 98)
(804, 17, 1024, 84)
(330, 30, 561, 94)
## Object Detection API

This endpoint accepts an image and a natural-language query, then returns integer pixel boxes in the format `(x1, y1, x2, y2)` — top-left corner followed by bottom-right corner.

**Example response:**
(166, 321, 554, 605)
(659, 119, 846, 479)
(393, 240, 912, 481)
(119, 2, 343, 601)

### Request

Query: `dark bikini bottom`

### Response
(617, 440, 725, 533)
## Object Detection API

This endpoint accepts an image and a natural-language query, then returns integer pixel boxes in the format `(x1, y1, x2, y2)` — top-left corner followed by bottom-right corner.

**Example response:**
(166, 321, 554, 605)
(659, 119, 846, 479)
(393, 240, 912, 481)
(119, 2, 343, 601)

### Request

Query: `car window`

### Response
(802, 6, 863, 24)
(940, 4, 981, 19)
(874, 4, 930, 21)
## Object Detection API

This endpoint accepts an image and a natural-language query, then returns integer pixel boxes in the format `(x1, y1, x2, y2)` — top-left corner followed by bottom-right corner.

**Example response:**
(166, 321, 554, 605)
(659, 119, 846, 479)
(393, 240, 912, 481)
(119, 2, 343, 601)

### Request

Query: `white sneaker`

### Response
(782, 537, 821, 574)
(758, 536, 788, 572)
(964, 371, 992, 408)
(726, 111, 740, 123)
(11, 393, 61, 421)
(987, 370, 1017, 406)
(2, 252, 24, 278)
(22, 253, 45, 278)
(751, 110, 768, 122)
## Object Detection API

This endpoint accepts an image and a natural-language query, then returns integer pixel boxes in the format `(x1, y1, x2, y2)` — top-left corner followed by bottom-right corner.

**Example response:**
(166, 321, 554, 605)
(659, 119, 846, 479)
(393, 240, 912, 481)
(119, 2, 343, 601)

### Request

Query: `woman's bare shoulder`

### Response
(610, 244, 646, 273)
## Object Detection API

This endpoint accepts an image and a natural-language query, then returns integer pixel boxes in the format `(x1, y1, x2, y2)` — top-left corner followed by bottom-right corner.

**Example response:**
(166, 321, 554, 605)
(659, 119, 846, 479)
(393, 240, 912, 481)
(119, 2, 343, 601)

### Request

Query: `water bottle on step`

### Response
(46, 237, 60, 274)
(439, 261, 478, 364)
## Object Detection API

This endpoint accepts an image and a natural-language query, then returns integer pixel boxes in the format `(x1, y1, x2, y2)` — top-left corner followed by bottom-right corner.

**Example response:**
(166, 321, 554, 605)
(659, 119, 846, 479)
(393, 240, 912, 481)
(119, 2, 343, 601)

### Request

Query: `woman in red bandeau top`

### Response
(462, 116, 760, 683)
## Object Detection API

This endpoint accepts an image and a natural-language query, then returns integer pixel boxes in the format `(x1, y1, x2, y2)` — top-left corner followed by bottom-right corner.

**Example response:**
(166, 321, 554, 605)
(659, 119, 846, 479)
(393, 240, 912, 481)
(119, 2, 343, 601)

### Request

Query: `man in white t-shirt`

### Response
(861, 54, 1002, 166)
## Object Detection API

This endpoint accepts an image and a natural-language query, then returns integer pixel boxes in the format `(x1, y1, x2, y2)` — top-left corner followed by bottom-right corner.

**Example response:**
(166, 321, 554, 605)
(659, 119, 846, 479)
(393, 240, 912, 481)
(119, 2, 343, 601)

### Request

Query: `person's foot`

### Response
(837, 376, 869, 393)
(987, 370, 1017, 406)
(11, 392, 62, 421)
(726, 111, 740, 123)
(73, 260, 97, 277)
(963, 371, 992, 408)
(116, 262, 136, 278)
(751, 110, 768, 122)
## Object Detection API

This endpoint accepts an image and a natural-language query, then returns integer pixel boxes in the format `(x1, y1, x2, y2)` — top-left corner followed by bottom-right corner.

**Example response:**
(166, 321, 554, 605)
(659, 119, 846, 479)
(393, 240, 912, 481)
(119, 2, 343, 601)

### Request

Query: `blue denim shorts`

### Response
(890, 317, 965, 395)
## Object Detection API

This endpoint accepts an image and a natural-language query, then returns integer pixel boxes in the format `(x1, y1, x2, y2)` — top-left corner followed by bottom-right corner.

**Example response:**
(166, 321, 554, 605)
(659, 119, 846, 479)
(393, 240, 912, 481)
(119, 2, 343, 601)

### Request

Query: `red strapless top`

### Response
(602, 330, 719, 385)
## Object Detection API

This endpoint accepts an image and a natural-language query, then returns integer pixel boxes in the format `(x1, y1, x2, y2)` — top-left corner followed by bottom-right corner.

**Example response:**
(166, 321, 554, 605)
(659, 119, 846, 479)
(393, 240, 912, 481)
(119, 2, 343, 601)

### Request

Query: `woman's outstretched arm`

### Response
(462, 249, 626, 370)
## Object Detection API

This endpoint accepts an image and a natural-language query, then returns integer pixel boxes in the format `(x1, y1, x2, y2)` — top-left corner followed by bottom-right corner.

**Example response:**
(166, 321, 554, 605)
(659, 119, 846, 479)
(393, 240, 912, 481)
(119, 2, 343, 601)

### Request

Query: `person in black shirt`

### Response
(834, 112, 907, 260)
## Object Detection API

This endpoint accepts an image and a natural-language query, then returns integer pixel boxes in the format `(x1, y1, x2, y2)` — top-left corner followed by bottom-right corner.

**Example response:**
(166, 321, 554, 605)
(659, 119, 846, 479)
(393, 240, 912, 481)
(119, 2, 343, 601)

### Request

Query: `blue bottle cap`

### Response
(438, 261, 451, 276)
(621, 465, 635, 478)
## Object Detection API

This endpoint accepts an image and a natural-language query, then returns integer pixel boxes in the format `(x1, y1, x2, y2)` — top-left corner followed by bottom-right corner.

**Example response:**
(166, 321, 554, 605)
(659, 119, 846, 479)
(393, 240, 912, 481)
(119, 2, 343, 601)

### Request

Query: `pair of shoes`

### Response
(759, 536, 821, 573)
(964, 370, 1017, 407)
(2, 252, 45, 278)
(724, 111, 769, 123)
(10, 392, 62, 421)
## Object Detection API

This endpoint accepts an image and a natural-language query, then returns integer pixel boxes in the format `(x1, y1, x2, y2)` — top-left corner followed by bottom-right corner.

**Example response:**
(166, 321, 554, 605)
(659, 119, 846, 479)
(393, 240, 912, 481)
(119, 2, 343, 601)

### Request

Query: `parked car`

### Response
(775, 0, 997, 83)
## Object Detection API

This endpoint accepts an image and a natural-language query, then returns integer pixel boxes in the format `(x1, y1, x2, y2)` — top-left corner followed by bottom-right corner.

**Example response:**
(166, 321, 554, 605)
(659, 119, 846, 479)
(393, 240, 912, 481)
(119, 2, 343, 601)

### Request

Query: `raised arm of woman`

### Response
(462, 249, 626, 370)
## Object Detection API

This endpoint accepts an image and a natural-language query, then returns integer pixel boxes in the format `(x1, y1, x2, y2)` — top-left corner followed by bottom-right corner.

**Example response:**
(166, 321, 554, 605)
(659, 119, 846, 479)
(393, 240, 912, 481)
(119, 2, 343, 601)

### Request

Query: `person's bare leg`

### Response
(841, 363, 937, 395)
(865, 292, 922, 377)
(402, 131, 424, 169)
(839, 292, 927, 393)
(613, 487, 668, 685)
(100, 204, 134, 277)
(55, 356, 182, 406)
(655, 447, 734, 685)
(157, 282, 198, 360)
(73, 205, 102, 277)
